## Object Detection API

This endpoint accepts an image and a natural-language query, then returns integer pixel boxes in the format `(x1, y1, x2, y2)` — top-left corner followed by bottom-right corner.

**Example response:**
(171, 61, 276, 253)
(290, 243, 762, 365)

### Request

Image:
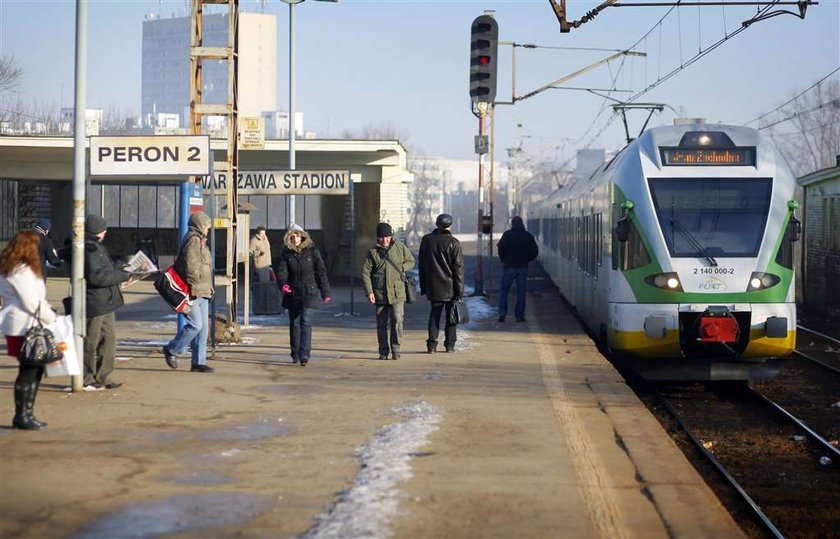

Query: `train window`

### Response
(622, 218, 652, 271)
(775, 214, 801, 269)
(611, 204, 621, 270)
(595, 213, 602, 268)
(649, 178, 771, 258)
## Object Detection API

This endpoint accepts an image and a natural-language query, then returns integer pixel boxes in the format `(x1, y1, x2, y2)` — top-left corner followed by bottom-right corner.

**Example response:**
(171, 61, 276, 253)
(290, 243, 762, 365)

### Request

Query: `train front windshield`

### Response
(649, 178, 772, 258)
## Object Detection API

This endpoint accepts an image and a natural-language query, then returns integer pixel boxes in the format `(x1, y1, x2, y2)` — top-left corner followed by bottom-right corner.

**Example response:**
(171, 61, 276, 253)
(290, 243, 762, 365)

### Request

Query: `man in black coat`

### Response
(83, 214, 131, 390)
(497, 216, 539, 323)
(33, 218, 62, 281)
(418, 213, 464, 353)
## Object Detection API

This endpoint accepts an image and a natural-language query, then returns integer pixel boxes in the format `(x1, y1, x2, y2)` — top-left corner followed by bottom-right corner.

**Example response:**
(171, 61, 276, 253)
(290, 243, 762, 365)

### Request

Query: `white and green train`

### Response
(532, 123, 799, 380)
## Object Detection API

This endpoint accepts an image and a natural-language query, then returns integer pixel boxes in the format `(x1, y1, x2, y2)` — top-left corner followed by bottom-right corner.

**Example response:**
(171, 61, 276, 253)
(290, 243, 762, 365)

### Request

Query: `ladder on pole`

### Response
(190, 0, 240, 323)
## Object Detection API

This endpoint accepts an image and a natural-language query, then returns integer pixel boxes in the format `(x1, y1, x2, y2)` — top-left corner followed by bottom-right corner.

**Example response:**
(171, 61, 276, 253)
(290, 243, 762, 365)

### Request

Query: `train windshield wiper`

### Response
(670, 217, 718, 267)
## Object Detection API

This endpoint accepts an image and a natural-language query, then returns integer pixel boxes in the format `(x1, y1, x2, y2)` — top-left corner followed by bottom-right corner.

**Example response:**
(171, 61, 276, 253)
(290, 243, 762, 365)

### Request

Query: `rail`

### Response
(656, 391, 784, 539)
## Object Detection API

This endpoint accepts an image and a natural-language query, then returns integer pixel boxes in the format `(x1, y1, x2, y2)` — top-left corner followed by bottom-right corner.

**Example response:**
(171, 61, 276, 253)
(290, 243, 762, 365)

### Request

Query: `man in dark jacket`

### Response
(418, 213, 464, 353)
(497, 216, 539, 323)
(33, 218, 62, 281)
(83, 214, 131, 390)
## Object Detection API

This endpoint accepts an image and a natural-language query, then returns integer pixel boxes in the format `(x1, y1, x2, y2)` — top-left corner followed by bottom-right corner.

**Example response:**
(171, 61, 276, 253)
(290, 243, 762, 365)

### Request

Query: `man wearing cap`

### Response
(32, 218, 62, 281)
(83, 214, 132, 390)
(362, 222, 415, 360)
(418, 214, 464, 353)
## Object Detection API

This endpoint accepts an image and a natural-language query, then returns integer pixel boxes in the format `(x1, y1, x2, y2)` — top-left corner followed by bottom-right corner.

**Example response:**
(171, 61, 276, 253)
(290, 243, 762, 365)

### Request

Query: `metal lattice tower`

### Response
(190, 0, 239, 321)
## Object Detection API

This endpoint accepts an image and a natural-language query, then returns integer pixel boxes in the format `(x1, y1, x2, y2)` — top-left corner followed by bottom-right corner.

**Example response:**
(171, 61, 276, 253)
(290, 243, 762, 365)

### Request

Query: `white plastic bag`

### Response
(46, 315, 81, 378)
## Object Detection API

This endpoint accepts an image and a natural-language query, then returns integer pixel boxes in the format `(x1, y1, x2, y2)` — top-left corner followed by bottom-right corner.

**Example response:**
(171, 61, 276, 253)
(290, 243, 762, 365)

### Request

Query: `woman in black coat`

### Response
(276, 225, 331, 366)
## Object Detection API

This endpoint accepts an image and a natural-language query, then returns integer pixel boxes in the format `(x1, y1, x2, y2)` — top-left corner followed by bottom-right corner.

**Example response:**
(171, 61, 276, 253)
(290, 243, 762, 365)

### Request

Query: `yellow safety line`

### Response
(537, 335, 630, 539)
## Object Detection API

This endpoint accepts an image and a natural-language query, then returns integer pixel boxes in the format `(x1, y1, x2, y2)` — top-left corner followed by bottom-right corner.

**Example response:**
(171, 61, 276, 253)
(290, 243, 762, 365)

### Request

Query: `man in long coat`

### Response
(418, 213, 464, 353)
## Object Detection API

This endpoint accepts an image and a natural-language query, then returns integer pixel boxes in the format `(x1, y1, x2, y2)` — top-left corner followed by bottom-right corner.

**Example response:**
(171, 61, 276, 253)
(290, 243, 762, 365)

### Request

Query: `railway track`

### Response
(653, 382, 839, 538)
(795, 325, 840, 375)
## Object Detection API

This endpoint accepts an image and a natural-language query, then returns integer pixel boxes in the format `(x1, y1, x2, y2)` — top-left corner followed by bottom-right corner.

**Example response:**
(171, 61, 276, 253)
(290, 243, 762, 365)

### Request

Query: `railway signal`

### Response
(469, 15, 498, 104)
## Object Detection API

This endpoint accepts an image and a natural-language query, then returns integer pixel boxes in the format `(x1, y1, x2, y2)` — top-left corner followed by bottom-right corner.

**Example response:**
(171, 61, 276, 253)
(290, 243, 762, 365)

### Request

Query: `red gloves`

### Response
(281, 284, 292, 294)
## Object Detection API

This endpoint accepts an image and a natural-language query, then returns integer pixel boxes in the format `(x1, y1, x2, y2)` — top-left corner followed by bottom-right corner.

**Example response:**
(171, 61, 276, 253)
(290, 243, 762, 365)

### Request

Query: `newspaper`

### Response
(120, 250, 159, 289)
(124, 250, 158, 274)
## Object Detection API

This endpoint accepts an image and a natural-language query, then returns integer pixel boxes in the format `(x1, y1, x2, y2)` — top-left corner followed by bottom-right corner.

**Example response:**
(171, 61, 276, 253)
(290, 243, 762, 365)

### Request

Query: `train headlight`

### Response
(746, 272, 780, 291)
(645, 272, 683, 291)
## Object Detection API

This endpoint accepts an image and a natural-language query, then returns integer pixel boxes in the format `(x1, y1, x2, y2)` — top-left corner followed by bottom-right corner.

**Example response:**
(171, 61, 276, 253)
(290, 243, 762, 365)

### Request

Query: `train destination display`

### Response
(660, 147, 756, 166)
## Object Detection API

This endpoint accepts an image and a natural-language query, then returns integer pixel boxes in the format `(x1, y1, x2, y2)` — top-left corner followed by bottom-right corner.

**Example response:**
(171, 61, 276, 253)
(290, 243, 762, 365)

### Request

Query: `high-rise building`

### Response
(141, 11, 277, 128)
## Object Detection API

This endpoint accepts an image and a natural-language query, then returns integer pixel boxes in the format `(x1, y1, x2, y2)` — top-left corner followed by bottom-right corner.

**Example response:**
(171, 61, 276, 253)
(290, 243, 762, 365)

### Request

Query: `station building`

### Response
(0, 136, 412, 280)
(797, 157, 840, 315)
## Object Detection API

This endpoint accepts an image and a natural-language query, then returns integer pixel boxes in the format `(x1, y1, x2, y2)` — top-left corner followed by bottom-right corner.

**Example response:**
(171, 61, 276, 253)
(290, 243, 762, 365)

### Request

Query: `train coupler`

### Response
(697, 306, 740, 343)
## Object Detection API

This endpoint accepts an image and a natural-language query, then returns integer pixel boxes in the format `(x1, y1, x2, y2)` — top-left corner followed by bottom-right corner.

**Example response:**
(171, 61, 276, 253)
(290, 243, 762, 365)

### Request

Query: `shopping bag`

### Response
(45, 315, 81, 377)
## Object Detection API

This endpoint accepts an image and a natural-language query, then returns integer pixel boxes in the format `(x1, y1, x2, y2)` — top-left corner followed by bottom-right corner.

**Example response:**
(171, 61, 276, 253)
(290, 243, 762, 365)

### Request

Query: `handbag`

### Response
(153, 266, 192, 313)
(45, 315, 81, 377)
(383, 251, 417, 304)
(18, 306, 64, 367)
(448, 299, 470, 325)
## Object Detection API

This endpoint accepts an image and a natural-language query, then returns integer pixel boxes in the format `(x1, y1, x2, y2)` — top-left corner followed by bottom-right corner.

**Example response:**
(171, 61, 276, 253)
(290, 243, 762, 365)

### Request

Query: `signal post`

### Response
(469, 13, 498, 296)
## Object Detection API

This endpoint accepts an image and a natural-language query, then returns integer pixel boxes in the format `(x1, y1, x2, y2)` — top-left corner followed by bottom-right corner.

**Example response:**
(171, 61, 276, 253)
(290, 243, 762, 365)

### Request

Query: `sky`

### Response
(0, 0, 838, 167)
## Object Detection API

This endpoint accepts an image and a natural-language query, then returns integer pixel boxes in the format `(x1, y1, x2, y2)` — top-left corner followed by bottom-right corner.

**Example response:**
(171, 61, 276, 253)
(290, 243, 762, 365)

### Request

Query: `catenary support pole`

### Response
(70, 0, 88, 393)
(475, 107, 487, 296)
(288, 0, 297, 226)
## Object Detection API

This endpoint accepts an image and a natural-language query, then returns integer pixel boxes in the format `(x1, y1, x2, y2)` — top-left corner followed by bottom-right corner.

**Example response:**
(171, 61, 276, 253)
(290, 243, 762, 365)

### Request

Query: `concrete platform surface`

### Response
(0, 276, 744, 538)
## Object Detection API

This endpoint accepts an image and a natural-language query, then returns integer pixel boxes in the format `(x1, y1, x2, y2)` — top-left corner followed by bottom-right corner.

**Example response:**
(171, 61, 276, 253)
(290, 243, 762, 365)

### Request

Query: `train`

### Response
(530, 122, 799, 380)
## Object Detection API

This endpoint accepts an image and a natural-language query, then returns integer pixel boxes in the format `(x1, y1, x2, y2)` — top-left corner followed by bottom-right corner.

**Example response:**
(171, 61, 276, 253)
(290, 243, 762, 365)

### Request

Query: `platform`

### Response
(0, 275, 743, 538)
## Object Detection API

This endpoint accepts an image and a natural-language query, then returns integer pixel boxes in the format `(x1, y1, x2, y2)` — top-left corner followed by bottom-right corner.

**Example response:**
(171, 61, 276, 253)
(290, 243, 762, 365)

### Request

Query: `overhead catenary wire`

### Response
(573, 0, 810, 148)
(757, 98, 840, 130)
(743, 66, 840, 126)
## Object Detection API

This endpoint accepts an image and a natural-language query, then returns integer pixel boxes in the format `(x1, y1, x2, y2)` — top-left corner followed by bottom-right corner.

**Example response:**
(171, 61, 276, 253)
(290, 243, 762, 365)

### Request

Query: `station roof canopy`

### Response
(0, 136, 410, 185)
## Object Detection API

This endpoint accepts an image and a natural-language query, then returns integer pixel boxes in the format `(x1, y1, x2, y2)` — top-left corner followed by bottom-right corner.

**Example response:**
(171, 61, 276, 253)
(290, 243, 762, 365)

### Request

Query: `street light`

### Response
(280, 0, 337, 227)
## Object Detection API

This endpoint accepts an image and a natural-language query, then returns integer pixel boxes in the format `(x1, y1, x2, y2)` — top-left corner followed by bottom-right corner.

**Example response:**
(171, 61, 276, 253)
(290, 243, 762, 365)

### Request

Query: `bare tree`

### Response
(342, 121, 407, 142)
(28, 99, 61, 134)
(406, 155, 443, 248)
(101, 105, 140, 135)
(766, 79, 840, 178)
(0, 55, 23, 94)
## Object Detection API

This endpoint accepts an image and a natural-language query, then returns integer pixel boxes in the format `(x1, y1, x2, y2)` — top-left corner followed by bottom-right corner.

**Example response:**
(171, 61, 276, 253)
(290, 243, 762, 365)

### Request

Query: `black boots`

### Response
(12, 380, 45, 430)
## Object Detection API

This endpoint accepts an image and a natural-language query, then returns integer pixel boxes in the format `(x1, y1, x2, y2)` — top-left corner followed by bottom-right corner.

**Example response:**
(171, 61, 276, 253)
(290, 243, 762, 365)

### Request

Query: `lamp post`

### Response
(280, 0, 337, 226)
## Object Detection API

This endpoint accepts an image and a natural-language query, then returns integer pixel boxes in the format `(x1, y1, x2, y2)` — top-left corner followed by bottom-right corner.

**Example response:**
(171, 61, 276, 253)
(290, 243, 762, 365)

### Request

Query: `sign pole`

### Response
(349, 179, 355, 316)
(70, 0, 88, 393)
(209, 159, 217, 357)
(475, 103, 488, 296)
(177, 179, 191, 333)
